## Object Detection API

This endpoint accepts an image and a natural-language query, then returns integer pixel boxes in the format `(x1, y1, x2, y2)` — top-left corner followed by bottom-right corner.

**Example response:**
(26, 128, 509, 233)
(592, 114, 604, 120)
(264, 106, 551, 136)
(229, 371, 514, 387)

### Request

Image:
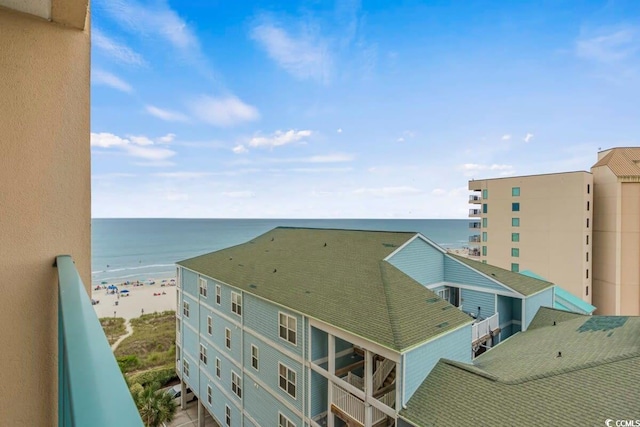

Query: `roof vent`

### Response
(273, 269, 277, 273)
(324, 243, 327, 247)
(426, 297, 439, 303)
(491, 273, 496, 276)
(556, 351, 562, 358)
(271, 237, 274, 241)
(553, 321, 556, 326)
(305, 290, 311, 294)
(249, 284, 257, 289)
(436, 322, 449, 329)
(229, 257, 232, 260)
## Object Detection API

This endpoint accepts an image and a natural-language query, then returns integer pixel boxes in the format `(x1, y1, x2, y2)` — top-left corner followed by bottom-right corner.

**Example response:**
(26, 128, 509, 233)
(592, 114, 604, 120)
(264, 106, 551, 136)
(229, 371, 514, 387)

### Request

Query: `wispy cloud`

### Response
(353, 186, 422, 197)
(146, 105, 189, 122)
(459, 163, 515, 177)
(524, 133, 534, 143)
(249, 129, 312, 148)
(501, 134, 512, 141)
(576, 26, 639, 62)
(92, 69, 133, 93)
(232, 145, 249, 154)
(91, 132, 177, 162)
(190, 95, 260, 127)
(154, 172, 214, 179)
(250, 18, 332, 83)
(222, 191, 254, 198)
(93, 28, 145, 66)
(265, 153, 354, 163)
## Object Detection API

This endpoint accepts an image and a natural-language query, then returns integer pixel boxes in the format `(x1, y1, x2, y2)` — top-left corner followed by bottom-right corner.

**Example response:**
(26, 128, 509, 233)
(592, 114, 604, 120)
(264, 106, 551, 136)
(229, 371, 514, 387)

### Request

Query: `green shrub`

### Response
(128, 367, 177, 388)
(117, 355, 141, 372)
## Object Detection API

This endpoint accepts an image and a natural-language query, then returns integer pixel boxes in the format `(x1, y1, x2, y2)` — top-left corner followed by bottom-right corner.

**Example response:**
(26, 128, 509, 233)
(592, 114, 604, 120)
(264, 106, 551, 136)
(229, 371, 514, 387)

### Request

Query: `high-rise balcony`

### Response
(469, 221, 481, 229)
(469, 235, 481, 244)
(469, 209, 482, 217)
(57, 255, 144, 427)
(469, 194, 482, 203)
(468, 248, 481, 258)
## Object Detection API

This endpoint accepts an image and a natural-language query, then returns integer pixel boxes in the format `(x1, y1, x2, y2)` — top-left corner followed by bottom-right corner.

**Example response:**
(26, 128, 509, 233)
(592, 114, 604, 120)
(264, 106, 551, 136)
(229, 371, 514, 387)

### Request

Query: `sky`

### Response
(91, 0, 640, 218)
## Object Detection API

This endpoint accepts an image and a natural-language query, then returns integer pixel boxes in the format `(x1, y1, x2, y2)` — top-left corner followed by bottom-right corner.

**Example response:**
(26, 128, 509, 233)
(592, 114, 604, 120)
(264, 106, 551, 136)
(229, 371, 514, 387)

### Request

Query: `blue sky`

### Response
(91, 0, 640, 218)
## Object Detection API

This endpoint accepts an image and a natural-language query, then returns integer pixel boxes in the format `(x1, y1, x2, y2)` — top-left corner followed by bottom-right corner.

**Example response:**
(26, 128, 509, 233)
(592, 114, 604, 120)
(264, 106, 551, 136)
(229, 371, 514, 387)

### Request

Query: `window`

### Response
(482, 203, 488, 214)
(216, 285, 221, 305)
(437, 288, 450, 301)
(183, 301, 190, 318)
(279, 313, 297, 345)
(512, 217, 520, 227)
(231, 292, 242, 316)
(279, 413, 296, 427)
(512, 233, 520, 242)
(511, 248, 520, 257)
(586, 286, 589, 296)
(586, 269, 589, 279)
(199, 278, 207, 297)
(231, 371, 242, 398)
(207, 316, 213, 335)
(177, 268, 181, 288)
(587, 184, 590, 194)
(586, 252, 589, 262)
(200, 344, 207, 365)
(587, 201, 590, 211)
(511, 263, 519, 273)
(225, 405, 231, 427)
(482, 189, 488, 199)
(225, 328, 231, 349)
(207, 385, 212, 405)
(482, 231, 487, 242)
(482, 246, 487, 256)
(512, 202, 520, 212)
(482, 217, 488, 228)
(215, 358, 221, 378)
(586, 235, 589, 245)
(251, 345, 259, 370)
(278, 363, 297, 398)
(176, 318, 181, 333)
(482, 260, 487, 264)
(183, 359, 190, 378)
(512, 187, 520, 197)
(587, 218, 590, 228)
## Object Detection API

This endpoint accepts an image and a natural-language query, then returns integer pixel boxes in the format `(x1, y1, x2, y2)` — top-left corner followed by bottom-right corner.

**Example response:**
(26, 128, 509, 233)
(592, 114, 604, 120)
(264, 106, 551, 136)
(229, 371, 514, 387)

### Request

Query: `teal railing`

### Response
(56, 255, 144, 427)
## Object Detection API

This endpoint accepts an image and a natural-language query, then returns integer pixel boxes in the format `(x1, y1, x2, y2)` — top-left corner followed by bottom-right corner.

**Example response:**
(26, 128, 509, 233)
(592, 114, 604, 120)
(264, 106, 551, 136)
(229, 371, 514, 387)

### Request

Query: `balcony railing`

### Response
(472, 313, 500, 344)
(469, 221, 481, 229)
(468, 248, 481, 257)
(469, 194, 482, 203)
(469, 235, 481, 243)
(56, 255, 144, 427)
(469, 209, 481, 217)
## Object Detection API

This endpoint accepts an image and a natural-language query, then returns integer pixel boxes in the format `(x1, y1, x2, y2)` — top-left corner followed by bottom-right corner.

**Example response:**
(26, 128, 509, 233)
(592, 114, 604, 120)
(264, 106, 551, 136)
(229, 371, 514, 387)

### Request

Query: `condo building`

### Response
(175, 227, 561, 427)
(468, 172, 593, 305)
(591, 147, 640, 315)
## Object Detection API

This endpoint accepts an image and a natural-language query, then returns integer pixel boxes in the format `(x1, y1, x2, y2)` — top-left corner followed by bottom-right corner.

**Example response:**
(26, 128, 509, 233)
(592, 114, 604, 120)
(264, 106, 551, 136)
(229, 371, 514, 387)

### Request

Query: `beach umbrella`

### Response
(107, 285, 117, 290)
(120, 289, 130, 294)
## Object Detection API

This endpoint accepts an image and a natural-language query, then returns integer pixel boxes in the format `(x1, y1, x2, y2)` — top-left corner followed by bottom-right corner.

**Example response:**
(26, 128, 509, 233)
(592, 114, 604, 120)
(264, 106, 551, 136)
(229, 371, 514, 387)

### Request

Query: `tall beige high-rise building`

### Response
(591, 147, 640, 315)
(468, 172, 593, 304)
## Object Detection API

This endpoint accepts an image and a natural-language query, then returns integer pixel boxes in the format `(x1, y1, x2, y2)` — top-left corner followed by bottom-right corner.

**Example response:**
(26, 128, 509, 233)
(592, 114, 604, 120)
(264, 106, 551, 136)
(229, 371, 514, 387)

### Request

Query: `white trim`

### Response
(400, 321, 472, 354)
(200, 299, 242, 328)
(526, 286, 554, 298)
(310, 362, 365, 401)
(199, 277, 208, 298)
(215, 357, 221, 379)
(279, 311, 298, 346)
(278, 362, 298, 400)
(231, 370, 242, 398)
(231, 291, 242, 316)
(443, 253, 527, 297)
(311, 347, 355, 365)
(383, 232, 447, 262)
(225, 404, 231, 427)
(225, 327, 231, 349)
(250, 344, 259, 371)
(215, 284, 222, 305)
(244, 325, 303, 364)
(243, 368, 304, 421)
(206, 315, 213, 335)
(278, 411, 296, 427)
(199, 343, 208, 365)
(431, 281, 523, 299)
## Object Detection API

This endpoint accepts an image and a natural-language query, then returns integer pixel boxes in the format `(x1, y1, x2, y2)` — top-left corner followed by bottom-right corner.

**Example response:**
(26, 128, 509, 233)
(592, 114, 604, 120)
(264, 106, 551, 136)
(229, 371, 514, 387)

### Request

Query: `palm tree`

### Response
(131, 381, 177, 427)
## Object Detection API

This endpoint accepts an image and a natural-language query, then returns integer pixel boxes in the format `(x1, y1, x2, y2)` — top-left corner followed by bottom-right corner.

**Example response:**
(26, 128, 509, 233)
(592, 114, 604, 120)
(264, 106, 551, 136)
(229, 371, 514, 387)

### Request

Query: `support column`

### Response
(364, 350, 373, 426)
(198, 399, 205, 427)
(180, 380, 187, 410)
(327, 333, 335, 427)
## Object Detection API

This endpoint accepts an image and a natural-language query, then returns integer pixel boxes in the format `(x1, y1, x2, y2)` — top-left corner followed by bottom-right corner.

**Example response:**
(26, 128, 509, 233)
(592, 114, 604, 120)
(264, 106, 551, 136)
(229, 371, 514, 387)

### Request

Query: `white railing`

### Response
(372, 390, 396, 424)
(344, 372, 364, 390)
(372, 358, 395, 391)
(332, 383, 364, 425)
(472, 312, 499, 343)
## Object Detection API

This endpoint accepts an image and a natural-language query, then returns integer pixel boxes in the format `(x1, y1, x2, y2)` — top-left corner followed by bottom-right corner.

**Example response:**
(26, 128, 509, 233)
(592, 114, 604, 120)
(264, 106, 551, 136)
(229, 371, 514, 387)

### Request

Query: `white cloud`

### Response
(93, 28, 145, 66)
(397, 137, 405, 143)
(232, 145, 249, 154)
(461, 163, 514, 171)
(123, 144, 175, 161)
(524, 133, 534, 143)
(146, 105, 189, 123)
(353, 186, 422, 197)
(129, 135, 154, 146)
(249, 129, 312, 148)
(306, 153, 353, 163)
(250, 20, 332, 83)
(576, 27, 639, 62)
(286, 167, 353, 173)
(91, 132, 129, 148)
(90, 132, 177, 162)
(502, 134, 512, 141)
(432, 188, 447, 196)
(92, 69, 133, 93)
(337, 128, 343, 133)
(222, 191, 255, 198)
(157, 133, 176, 144)
(190, 95, 260, 127)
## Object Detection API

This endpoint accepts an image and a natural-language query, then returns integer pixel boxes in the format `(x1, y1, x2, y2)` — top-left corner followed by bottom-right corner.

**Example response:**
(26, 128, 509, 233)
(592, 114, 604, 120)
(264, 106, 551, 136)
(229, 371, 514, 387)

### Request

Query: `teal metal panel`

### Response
(524, 288, 554, 329)
(553, 286, 596, 314)
(387, 237, 444, 285)
(444, 257, 512, 293)
(460, 288, 495, 319)
(403, 325, 472, 405)
(56, 256, 144, 427)
(311, 327, 328, 361)
(311, 370, 328, 417)
(244, 294, 303, 356)
(244, 371, 303, 427)
(182, 268, 199, 298)
(242, 334, 304, 411)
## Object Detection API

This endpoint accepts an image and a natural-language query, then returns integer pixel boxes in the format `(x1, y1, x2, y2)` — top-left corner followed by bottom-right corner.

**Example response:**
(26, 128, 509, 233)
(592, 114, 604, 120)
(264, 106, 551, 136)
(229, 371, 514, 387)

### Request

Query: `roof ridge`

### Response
(379, 261, 404, 350)
(274, 226, 416, 234)
(441, 359, 499, 381)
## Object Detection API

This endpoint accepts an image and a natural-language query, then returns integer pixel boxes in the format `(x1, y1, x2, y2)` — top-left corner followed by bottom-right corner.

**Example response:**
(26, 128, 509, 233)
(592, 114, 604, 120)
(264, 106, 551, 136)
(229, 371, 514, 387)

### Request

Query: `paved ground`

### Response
(166, 399, 220, 427)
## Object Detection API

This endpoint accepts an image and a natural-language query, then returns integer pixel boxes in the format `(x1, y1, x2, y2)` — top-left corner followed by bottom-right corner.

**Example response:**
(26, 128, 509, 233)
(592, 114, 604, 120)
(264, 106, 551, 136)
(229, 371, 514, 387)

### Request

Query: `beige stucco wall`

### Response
(0, 7, 90, 426)
(469, 172, 592, 303)
(620, 183, 640, 314)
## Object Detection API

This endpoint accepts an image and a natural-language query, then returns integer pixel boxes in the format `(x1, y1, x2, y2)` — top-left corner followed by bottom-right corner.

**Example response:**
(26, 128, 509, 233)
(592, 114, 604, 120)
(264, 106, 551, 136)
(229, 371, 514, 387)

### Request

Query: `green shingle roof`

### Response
(401, 307, 640, 426)
(448, 254, 554, 296)
(178, 227, 473, 352)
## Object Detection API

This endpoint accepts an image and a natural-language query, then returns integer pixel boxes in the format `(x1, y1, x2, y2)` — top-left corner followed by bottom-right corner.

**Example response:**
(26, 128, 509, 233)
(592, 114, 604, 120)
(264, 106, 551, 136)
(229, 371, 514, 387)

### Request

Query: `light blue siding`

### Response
(460, 289, 495, 319)
(182, 293, 199, 332)
(403, 325, 472, 405)
(182, 353, 199, 398)
(182, 268, 199, 298)
(444, 257, 512, 293)
(497, 295, 518, 340)
(387, 237, 444, 285)
(524, 288, 554, 329)
(244, 294, 303, 357)
(310, 370, 328, 417)
(311, 327, 328, 361)
(183, 322, 199, 363)
(244, 372, 302, 427)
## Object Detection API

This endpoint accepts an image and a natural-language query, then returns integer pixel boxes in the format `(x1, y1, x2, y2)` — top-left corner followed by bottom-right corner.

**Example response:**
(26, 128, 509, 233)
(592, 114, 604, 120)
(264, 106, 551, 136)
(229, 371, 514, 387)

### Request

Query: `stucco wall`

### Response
(0, 8, 90, 426)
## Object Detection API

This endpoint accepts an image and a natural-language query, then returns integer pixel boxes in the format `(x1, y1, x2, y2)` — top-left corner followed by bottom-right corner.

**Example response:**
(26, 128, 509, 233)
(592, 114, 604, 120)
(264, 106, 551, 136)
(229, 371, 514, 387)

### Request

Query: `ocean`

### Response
(91, 218, 470, 285)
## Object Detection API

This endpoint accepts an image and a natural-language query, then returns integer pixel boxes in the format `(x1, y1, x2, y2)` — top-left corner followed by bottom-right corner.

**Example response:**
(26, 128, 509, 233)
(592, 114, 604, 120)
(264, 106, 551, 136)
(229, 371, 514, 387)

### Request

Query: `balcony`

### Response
(57, 255, 144, 427)
(469, 194, 482, 203)
(469, 209, 481, 217)
(472, 313, 500, 346)
(330, 383, 395, 426)
(468, 248, 481, 258)
(469, 221, 481, 229)
(469, 235, 481, 244)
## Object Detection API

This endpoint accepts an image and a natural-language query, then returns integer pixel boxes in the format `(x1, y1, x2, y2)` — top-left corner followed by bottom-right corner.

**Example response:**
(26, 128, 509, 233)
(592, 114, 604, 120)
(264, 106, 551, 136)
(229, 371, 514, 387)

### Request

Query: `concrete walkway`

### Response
(166, 400, 220, 427)
(111, 319, 133, 351)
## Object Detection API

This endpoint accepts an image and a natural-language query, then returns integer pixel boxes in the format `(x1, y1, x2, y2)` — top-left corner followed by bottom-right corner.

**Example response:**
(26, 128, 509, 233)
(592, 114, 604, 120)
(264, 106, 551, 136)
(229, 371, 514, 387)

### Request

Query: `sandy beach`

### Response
(92, 280, 177, 320)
